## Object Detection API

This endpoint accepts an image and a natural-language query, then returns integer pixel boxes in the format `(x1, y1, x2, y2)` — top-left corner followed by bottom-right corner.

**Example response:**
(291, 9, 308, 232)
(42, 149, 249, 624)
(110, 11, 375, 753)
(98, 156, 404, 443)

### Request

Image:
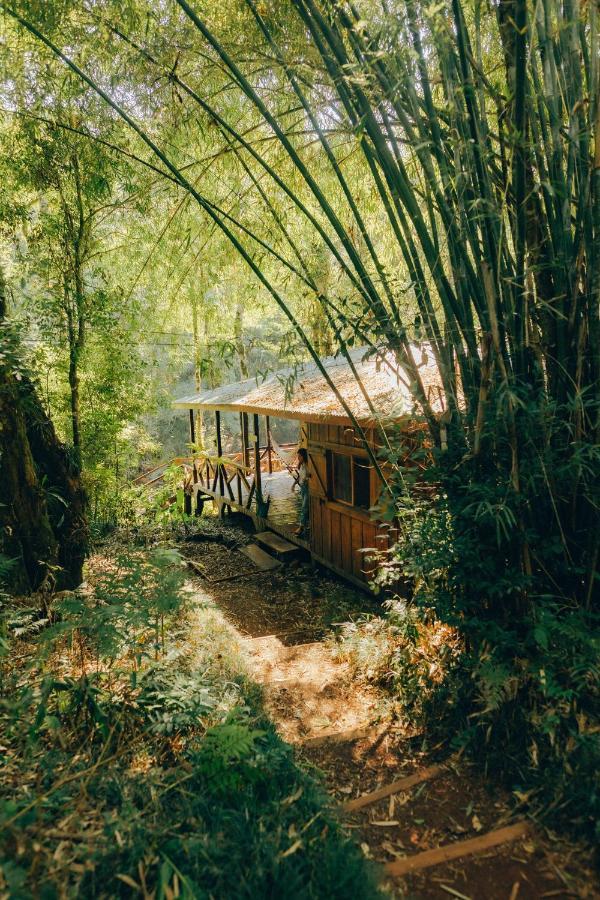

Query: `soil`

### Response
(178, 518, 599, 900)
(180, 540, 258, 582)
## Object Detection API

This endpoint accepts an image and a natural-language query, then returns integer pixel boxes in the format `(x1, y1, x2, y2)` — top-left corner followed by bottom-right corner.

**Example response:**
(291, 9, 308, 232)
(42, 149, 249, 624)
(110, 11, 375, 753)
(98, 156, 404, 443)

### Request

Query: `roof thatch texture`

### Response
(173, 346, 444, 425)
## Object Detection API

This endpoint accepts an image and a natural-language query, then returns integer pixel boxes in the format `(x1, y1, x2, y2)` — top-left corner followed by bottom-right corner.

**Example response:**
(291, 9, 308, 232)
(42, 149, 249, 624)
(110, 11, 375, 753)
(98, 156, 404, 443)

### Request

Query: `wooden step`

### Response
(255, 530, 300, 559)
(384, 821, 530, 877)
(343, 763, 446, 813)
(241, 544, 281, 571)
(301, 723, 375, 748)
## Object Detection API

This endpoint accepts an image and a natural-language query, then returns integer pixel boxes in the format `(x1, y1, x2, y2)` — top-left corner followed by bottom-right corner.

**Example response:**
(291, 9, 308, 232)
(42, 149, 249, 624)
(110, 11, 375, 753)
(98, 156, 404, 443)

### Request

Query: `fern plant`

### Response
(191, 718, 266, 795)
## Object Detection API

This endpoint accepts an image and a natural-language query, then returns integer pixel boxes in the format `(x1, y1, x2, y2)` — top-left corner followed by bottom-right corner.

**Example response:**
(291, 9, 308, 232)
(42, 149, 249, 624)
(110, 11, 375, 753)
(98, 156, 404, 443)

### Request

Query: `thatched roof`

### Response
(173, 346, 444, 425)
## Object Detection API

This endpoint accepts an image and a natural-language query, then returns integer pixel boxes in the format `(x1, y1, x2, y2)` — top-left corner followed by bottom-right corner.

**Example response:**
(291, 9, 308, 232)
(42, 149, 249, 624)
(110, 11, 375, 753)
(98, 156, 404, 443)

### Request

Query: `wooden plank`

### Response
(370, 463, 380, 507)
(215, 411, 224, 497)
(361, 523, 377, 578)
(343, 764, 445, 813)
(308, 448, 327, 498)
(384, 822, 530, 878)
(342, 426, 355, 446)
(310, 499, 320, 556)
(341, 513, 352, 573)
(351, 518, 363, 579)
(301, 723, 375, 748)
(255, 531, 299, 559)
(265, 416, 273, 473)
(242, 412, 250, 469)
(253, 414, 262, 497)
(330, 509, 342, 568)
(325, 499, 372, 524)
(241, 544, 281, 571)
(322, 505, 332, 564)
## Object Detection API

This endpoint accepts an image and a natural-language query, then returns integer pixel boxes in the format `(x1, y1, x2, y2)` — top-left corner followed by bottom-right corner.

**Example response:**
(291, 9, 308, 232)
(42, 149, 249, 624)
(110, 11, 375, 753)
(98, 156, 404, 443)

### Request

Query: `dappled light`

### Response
(1, 0, 599, 896)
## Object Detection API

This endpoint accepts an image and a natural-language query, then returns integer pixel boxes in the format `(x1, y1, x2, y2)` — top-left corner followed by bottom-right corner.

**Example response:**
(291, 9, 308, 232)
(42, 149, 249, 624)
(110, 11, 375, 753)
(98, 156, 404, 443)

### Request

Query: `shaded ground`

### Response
(178, 513, 378, 643)
(177, 518, 599, 899)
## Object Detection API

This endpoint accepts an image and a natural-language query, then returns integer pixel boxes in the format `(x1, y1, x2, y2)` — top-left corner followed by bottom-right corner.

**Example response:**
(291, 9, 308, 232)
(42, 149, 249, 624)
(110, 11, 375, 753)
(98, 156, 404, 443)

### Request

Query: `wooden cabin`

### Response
(173, 347, 439, 589)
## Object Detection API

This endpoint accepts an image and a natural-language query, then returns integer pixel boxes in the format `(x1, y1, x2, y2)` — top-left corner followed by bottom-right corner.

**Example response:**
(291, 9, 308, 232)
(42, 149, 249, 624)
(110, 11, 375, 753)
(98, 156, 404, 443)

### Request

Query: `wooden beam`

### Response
(384, 822, 530, 878)
(215, 410, 224, 499)
(342, 764, 445, 813)
(266, 415, 273, 474)
(253, 413, 262, 497)
(189, 410, 198, 487)
(242, 412, 250, 469)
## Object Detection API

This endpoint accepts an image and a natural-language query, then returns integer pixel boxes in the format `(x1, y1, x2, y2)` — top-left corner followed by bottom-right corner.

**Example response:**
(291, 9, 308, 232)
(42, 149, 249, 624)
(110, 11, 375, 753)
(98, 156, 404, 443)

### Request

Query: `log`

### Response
(384, 822, 530, 878)
(343, 764, 445, 813)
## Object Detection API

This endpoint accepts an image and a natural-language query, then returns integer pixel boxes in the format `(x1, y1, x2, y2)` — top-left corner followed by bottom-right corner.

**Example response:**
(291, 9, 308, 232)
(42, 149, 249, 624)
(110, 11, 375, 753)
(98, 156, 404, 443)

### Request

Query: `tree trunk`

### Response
(0, 267, 87, 594)
(66, 299, 83, 466)
(0, 377, 58, 594)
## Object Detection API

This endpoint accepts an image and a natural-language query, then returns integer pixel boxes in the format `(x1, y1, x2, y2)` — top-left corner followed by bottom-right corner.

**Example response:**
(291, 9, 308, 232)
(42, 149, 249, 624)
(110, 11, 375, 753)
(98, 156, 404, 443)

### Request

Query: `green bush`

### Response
(0, 552, 382, 899)
(376, 462, 600, 844)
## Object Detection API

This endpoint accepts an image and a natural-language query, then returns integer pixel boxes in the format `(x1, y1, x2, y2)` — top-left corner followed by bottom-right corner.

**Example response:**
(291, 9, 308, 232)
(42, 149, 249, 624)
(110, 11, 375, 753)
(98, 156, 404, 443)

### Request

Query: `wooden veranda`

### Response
(187, 409, 307, 548)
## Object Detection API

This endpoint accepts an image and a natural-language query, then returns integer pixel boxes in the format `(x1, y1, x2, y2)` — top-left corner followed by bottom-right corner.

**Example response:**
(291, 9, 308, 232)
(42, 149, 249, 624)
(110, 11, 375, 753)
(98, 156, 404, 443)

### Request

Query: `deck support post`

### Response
(266, 415, 273, 474)
(253, 413, 262, 499)
(242, 412, 250, 469)
(215, 410, 225, 503)
(189, 409, 198, 487)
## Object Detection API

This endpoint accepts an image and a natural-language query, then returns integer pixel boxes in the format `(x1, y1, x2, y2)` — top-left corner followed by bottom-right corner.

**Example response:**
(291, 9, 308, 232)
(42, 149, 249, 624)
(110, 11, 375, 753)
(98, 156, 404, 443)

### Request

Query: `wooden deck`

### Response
(194, 466, 308, 550)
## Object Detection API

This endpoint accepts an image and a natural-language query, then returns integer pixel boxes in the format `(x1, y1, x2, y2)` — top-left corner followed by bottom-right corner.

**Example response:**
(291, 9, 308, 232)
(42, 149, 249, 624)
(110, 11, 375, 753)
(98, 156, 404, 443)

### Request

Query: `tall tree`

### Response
(0, 264, 87, 592)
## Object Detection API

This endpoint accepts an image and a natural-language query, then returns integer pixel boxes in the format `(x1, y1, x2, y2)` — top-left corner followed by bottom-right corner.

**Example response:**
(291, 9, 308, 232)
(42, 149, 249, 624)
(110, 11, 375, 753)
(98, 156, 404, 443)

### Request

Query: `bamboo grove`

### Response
(3, 0, 599, 618)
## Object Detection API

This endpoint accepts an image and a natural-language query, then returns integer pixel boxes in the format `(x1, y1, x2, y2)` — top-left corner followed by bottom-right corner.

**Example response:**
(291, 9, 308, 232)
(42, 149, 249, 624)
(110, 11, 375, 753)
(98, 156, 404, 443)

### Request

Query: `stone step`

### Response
(241, 543, 282, 571)
(255, 530, 300, 559)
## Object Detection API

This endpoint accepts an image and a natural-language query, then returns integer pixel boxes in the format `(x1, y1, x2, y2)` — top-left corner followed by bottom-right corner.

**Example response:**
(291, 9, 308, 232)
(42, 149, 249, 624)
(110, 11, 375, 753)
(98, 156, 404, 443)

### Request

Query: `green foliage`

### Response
(0, 549, 382, 898)
(376, 435, 600, 842)
(41, 548, 188, 665)
(137, 664, 225, 735)
(190, 717, 266, 794)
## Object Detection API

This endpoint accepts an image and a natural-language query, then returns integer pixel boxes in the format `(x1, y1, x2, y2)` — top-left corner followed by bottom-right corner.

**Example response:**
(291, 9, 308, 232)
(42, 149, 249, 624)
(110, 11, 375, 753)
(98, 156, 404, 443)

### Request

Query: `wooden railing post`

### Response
(215, 410, 224, 498)
(253, 413, 262, 498)
(237, 468, 243, 505)
(242, 412, 250, 469)
(189, 409, 198, 486)
(266, 415, 273, 474)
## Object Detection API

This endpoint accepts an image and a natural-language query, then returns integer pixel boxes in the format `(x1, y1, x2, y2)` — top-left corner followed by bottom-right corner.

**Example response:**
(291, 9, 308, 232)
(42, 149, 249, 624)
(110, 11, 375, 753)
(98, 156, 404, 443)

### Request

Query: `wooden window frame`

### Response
(326, 449, 371, 510)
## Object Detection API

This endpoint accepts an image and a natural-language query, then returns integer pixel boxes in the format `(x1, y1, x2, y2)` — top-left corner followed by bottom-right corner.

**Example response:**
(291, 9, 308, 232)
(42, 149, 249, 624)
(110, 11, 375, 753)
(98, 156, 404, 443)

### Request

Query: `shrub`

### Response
(372, 468, 600, 844)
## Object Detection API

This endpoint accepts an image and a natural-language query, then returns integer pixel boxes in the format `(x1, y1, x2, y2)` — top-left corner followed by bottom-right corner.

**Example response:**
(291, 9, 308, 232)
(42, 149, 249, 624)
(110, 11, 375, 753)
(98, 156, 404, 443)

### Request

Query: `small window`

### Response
(327, 451, 371, 509)
(332, 452, 352, 504)
(353, 457, 371, 509)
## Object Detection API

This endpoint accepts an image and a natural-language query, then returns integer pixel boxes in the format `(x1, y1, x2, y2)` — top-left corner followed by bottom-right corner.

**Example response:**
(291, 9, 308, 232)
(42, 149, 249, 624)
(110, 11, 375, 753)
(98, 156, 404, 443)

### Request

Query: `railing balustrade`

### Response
(193, 444, 297, 510)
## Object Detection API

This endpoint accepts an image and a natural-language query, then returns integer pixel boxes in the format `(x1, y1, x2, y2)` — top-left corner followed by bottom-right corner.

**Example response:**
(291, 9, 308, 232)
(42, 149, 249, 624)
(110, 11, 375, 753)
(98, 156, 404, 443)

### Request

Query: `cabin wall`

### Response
(305, 422, 396, 586)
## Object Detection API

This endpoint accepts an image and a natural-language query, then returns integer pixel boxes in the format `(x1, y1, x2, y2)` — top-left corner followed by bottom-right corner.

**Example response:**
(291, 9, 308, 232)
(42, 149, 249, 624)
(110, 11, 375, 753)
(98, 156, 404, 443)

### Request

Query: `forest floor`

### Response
(178, 514, 599, 900)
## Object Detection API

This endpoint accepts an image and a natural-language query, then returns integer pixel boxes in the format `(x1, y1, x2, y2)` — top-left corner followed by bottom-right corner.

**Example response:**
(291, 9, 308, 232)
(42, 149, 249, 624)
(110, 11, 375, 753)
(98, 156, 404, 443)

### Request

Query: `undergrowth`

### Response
(336, 473, 600, 848)
(0, 548, 381, 899)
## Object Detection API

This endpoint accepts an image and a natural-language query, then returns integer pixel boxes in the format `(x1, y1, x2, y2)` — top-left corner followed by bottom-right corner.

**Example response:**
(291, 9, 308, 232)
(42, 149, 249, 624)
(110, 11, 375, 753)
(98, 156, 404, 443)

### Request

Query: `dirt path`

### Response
(180, 520, 598, 899)
(243, 635, 380, 745)
(244, 633, 596, 899)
